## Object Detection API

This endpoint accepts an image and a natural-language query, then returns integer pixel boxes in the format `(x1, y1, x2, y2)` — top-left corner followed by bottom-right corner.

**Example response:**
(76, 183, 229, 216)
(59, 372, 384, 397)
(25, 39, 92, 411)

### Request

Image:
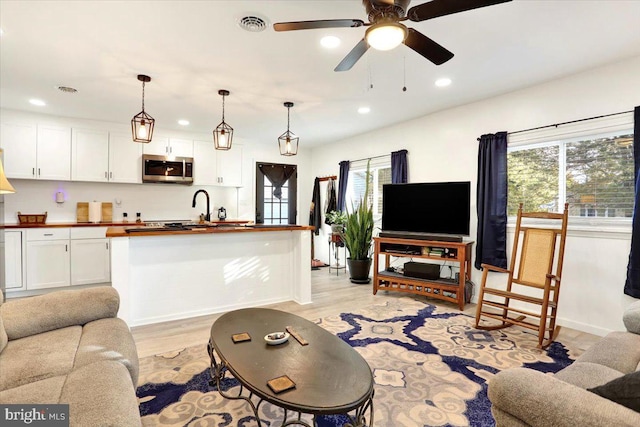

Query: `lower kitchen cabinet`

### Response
(26, 239, 71, 290)
(70, 238, 110, 285)
(1, 230, 24, 290)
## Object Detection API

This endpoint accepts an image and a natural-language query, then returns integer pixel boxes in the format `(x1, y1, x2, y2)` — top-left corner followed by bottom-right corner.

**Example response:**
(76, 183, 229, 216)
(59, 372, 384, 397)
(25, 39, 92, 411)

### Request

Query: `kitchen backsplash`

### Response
(3, 180, 243, 224)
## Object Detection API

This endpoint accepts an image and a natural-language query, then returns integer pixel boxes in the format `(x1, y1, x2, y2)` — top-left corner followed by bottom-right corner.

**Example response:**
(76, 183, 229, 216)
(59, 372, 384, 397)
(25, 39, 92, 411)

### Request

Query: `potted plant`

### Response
(341, 161, 374, 284)
(326, 210, 348, 233)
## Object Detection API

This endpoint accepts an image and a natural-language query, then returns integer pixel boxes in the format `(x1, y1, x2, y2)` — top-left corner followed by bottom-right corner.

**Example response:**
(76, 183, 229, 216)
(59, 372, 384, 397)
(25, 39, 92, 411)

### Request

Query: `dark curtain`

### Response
(259, 164, 296, 199)
(624, 106, 640, 298)
(309, 178, 321, 235)
(337, 160, 349, 211)
(475, 132, 508, 270)
(391, 149, 408, 184)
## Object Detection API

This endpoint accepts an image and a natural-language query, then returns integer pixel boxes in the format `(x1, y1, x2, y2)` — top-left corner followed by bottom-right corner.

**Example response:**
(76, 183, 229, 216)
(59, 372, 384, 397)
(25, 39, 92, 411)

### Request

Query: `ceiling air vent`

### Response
(238, 15, 268, 32)
(56, 86, 78, 93)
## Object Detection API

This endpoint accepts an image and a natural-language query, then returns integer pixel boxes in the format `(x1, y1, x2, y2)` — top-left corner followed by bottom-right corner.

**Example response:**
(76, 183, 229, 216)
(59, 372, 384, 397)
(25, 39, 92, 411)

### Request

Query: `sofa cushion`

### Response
(623, 300, 640, 335)
(0, 376, 66, 404)
(588, 371, 640, 412)
(555, 361, 624, 389)
(0, 326, 81, 390)
(577, 331, 640, 374)
(60, 360, 142, 427)
(1, 286, 119, 340)
(73, 318, 139, 385)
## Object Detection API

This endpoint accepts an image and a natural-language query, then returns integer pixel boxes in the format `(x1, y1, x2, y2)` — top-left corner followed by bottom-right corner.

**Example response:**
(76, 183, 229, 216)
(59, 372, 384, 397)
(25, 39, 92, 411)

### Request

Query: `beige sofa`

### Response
(488, 300, 640, 427)
(0, 286, 141, 426)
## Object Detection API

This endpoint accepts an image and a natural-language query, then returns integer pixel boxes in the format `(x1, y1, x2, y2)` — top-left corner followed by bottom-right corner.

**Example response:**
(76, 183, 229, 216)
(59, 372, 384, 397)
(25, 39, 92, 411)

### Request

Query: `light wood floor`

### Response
(132, 269, 601, 358)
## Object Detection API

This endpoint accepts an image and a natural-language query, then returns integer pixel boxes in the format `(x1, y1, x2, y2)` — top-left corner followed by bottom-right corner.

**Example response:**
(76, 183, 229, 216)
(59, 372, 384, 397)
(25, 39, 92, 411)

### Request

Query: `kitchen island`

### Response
(107, 224, 313, 326)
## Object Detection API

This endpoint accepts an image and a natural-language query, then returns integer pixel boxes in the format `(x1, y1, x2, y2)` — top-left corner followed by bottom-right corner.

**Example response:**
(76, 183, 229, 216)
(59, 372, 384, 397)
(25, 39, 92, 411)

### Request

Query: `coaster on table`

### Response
(268, 375, 296, 393)
(232, 332, 251, 343)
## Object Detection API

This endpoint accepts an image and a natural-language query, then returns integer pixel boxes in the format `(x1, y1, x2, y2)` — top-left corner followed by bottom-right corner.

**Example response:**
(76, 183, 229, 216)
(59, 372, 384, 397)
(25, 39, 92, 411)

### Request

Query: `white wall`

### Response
(310, 55, 640, 336)
(1, 109, 312, 225)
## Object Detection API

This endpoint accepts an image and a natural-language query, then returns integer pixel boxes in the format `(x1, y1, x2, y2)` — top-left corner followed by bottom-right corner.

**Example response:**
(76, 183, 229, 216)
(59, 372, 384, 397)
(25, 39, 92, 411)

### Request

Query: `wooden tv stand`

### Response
(373, 236, 474, 310)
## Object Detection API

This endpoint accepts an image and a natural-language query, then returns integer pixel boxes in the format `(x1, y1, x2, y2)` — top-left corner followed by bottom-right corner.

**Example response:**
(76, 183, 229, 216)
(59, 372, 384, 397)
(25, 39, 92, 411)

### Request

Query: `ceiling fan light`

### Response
(365, 22, 407, 51)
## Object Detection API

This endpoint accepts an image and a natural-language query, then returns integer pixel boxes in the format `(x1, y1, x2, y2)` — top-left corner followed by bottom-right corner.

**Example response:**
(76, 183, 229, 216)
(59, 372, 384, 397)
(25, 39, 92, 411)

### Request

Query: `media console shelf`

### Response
(373, 236, 474, 310)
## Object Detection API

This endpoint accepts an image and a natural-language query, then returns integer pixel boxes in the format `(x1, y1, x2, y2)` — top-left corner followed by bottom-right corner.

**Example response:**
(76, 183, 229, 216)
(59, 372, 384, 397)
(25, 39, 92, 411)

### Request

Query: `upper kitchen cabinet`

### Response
(72, 128, 109, 181)
(109, 133, 142, 183)
(72, 130, 142, 183)
(143, 136, 193, 158)
(193, 141, 243, 187)
(0, 122, 71, 180)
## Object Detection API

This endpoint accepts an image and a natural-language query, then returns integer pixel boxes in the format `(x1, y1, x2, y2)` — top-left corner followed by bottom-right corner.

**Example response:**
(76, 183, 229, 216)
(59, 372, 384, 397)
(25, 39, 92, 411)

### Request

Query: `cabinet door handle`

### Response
(106, 242, 109, 250)
(105, 171, 108, 178)
(32, 167, 35, 176)
(44, 233, 53, 236)
(109, 172, 113, 179)
(38, 168, 41, 176)
(65, 244, 68, 252)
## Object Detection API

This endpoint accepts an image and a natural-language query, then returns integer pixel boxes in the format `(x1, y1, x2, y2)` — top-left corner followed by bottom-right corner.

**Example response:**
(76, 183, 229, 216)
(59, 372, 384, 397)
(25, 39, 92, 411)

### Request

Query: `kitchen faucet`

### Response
(192, 189, 211, 222)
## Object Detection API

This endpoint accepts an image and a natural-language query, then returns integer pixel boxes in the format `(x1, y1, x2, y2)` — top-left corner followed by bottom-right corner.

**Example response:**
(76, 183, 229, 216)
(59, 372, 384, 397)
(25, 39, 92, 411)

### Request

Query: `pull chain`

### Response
(402, 56, 407, 92)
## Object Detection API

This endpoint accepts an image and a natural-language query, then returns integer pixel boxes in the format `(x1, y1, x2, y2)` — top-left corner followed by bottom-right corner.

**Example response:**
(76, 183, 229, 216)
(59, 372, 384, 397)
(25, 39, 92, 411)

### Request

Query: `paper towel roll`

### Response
(88, 201, 101, 223)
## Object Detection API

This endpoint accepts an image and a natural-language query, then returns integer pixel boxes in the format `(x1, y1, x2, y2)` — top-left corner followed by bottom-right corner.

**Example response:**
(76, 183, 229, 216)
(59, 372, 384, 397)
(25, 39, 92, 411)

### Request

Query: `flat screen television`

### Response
(382, 181, 471, 238)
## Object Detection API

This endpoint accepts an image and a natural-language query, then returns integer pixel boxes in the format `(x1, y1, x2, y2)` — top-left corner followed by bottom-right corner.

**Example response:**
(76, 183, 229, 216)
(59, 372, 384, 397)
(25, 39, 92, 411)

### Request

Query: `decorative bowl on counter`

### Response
(264, 331, 290, 345)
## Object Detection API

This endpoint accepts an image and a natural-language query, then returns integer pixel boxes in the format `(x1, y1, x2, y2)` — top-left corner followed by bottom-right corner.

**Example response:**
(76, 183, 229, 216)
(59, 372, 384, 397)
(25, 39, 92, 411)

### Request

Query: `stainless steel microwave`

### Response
(142, 154, 194, 184)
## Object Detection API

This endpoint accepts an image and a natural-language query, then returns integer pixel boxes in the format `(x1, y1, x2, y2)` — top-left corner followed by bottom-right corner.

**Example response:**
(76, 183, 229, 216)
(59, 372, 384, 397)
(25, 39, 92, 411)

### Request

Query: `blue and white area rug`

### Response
(137, 297, 579, 426)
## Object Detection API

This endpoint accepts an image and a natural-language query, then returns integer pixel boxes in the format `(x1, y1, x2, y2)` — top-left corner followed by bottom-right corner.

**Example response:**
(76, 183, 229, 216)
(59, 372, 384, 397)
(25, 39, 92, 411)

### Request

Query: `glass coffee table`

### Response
(208, 308, 374, 427)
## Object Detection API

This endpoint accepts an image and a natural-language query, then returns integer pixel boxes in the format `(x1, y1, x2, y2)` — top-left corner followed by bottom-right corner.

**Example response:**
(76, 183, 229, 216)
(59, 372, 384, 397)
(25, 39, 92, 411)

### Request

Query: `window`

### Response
(346, 157, 392, 220)
(255, 163, 297, 224)
(508, 128, 634, 222)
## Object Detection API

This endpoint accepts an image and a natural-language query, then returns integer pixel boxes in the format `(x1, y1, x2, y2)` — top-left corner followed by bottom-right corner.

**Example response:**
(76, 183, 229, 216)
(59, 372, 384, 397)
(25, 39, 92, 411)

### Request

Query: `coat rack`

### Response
(317, 175, 337, 182)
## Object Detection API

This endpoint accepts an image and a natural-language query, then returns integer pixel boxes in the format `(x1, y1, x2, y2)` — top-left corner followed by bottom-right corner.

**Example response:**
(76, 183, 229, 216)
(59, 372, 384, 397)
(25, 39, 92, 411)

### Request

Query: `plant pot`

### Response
(330, 224, 344, 233)
(347, 258, 372, 284)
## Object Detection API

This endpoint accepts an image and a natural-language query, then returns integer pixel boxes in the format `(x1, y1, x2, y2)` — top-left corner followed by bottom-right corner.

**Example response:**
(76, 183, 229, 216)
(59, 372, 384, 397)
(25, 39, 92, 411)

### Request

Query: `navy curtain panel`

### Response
(475, 132, 508, 270)
(624, 106, 640, 298)
(391, 149, 408, 184)
(337, 160, 350, 212)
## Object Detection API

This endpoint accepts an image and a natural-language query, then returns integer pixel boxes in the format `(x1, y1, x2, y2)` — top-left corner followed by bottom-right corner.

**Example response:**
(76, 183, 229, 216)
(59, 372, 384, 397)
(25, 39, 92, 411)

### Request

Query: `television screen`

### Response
(382, 181, 471, 236)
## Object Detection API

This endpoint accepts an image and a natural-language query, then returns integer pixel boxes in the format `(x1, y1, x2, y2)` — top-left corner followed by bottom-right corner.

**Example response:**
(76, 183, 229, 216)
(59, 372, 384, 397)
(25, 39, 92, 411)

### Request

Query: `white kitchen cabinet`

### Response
(26, 228, 71, 290)
(109, 133, 142, 183)
(216, 145, 243, 186)
(0, 123, 71, 180)
(193, 140, 218, 185)
(193, 141, 242, 187)
(72, 130, 142, 184)
(72, 128, 109, 182)
(143, 136, 193, 158)
(71, 238, 110, 285)
(1, 230, 24, 290)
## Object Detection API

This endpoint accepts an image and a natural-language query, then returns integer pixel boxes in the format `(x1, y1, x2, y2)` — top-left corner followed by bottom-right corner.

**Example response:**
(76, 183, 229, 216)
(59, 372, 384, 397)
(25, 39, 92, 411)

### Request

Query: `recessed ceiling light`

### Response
(320, 35, 341, 49)
(435, 78, 452, 88)
(178, 119, 190, 126)
(358, 106, 371, 114)
(29, 99, 46, 106)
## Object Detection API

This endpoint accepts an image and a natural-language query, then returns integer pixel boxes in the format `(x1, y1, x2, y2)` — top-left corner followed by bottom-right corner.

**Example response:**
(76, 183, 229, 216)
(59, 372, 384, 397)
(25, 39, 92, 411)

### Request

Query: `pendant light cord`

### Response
(221, 93, 226, 122)
(287, 105, 291, 131)
(141, 81, 146, 112)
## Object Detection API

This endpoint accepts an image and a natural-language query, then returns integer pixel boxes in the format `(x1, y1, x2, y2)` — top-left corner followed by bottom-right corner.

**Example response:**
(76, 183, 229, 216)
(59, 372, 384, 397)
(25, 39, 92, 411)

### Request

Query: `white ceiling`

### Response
(1, 1, 640, 148)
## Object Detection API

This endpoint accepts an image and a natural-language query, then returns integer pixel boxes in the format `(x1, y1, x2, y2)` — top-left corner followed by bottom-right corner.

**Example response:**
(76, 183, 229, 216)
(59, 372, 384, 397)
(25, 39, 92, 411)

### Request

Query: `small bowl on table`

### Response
(264, 331, 290, 345)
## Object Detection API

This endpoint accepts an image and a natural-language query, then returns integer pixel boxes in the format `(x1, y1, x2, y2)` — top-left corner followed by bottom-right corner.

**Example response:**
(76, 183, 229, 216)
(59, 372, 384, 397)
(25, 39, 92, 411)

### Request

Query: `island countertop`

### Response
(106, 224, 314, 238)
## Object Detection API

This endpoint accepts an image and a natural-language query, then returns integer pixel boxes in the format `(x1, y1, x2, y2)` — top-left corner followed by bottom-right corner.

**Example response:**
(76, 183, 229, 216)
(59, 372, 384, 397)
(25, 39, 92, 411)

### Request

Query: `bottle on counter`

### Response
(123, 212, 128, 223)
(136, 212, 142, 223)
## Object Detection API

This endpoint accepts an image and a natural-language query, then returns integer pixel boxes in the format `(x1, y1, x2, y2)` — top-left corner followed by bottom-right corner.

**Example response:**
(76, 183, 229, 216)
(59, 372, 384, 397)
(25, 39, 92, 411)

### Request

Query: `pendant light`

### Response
(131, 74, 155, 143)
(0, 148, 16, 194)
(278, 102, 299, 156)
(213, 90, 233, 150)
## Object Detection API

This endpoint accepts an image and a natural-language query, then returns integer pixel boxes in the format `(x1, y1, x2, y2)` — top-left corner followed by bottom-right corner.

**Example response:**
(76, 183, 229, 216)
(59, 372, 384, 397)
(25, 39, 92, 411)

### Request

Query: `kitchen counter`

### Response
(106, 224, 313, 237)
(1, 221, 140, 229)
(108, 224, 313, 326)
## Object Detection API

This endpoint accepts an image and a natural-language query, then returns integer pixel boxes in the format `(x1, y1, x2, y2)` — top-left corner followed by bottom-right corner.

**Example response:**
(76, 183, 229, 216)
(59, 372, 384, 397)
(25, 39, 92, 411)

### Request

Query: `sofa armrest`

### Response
(1, 286, 120, 340)
(623, 300, 640, 335)
(488, 368, 640, 427)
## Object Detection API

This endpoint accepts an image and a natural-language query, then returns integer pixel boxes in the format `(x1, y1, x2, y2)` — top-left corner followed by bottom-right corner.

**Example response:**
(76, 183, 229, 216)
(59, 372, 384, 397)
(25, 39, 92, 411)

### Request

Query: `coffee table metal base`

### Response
(208, 341, 374, 427)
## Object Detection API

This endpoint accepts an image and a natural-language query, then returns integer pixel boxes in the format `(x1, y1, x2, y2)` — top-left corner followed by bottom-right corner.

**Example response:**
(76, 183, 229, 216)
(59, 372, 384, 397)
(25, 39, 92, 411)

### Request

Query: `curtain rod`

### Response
(349, 153, 391, 163)
(477, 109, 633, 141)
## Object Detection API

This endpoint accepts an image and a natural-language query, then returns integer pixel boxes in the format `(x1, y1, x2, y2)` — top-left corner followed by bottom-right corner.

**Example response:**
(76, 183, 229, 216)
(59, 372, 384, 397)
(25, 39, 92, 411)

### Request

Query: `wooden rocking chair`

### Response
(474, 203, 569, 349)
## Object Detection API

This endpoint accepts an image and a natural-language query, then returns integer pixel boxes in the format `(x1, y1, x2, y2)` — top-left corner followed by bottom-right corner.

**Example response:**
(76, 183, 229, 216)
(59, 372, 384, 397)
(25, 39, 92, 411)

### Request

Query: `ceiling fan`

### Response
(274, 0, 512, 72)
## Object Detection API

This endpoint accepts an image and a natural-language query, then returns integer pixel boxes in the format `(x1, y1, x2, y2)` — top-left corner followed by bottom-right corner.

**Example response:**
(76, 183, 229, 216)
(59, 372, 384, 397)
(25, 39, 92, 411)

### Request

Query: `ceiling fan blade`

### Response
(334, 39, 370, 72)
(274, 19, 365, 32)
(404, 28, 453, 65)
(408, 0, 512, 22)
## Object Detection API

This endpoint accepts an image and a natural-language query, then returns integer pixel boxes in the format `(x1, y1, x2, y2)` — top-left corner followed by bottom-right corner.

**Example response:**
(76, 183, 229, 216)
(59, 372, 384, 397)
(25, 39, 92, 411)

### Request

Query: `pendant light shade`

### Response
(213, 90, 233, 150)
(0, 149, 16, 194)
(131, 74, 155, 143)
(278, 102, 299, 156)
